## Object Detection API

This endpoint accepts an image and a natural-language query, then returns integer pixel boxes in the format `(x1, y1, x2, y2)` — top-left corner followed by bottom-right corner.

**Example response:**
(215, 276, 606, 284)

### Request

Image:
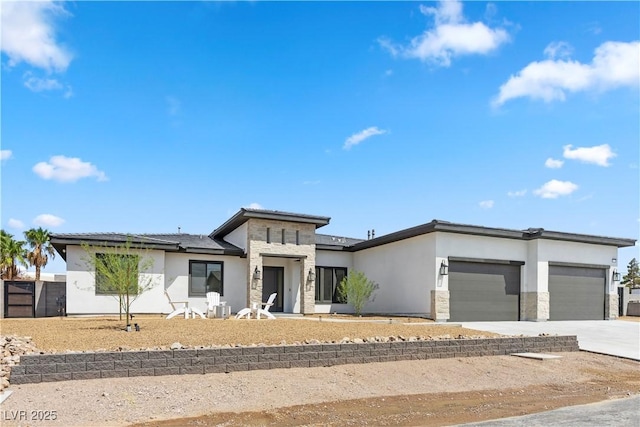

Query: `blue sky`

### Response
(1, 0, 638, 274)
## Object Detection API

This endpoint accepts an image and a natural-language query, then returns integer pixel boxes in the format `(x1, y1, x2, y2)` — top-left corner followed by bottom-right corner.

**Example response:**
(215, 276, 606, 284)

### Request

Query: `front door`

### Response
(262, 267, 284, 312)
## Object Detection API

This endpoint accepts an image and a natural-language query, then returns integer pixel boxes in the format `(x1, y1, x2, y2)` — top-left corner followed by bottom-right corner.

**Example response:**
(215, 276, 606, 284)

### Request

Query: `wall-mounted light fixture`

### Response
(305, 268, 316, 292)
(612, 270, 621, 282)
(612, 258, 617, 264)
(439, 261, 448, 276)
(253, 266, 261, 280)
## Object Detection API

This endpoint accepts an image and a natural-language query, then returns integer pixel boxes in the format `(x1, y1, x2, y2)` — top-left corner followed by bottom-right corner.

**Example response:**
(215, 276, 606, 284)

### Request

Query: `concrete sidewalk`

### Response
(458, 395, 640, 426)
(460, 320, 640, 360)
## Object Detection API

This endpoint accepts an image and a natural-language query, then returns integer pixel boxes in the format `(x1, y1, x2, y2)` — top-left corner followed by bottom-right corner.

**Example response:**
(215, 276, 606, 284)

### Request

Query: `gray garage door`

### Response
(449, 262, 521, 322)
(549, 266, 605, 320)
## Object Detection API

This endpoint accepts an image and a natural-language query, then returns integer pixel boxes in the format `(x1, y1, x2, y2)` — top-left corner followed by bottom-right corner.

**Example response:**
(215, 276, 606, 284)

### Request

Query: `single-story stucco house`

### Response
(50, 208, 636, 322)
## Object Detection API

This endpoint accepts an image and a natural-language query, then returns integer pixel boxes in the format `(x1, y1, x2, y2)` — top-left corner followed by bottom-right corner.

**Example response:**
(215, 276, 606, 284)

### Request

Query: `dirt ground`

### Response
(0, 316, 496, 352)
(1, 352, 638, 427)
(1, 317, 638, 427)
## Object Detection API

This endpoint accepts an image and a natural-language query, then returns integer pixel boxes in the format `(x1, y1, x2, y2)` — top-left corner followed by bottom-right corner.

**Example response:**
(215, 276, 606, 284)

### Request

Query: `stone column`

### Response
(430, 290, 449, 322)
(248, 258, 262, 307)
(300, 259, 315, 314)
(521, 291, 549, 321)
(605, 293, 618, 320)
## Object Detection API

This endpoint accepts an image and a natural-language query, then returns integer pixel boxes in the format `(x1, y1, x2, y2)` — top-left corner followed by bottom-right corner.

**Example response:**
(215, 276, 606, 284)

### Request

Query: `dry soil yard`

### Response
(1, 316, 639, 427)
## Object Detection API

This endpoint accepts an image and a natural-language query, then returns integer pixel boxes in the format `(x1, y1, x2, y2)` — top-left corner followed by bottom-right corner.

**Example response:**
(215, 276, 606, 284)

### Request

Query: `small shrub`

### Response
(338, 270, 378, 316)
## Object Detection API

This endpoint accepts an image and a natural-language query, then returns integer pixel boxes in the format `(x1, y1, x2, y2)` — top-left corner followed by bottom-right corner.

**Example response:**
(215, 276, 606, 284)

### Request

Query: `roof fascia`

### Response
(211, 208, 330, 238)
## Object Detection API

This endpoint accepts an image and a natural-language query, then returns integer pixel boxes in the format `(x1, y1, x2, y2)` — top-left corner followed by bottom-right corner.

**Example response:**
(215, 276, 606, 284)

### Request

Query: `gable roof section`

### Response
(349, 220, 636, 251)
(211, 208, 330, 239)
(50, 232, 243, 260)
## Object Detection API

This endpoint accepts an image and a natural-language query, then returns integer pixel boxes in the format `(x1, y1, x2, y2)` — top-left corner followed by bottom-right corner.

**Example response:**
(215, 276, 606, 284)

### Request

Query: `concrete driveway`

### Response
(460, 320, 640, 360)
(459, 395, 640, 426)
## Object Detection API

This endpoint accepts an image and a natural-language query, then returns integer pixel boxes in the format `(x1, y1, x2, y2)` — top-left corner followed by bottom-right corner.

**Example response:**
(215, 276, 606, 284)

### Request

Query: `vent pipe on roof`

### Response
(178, 226, 181, 234)
(367, 230, 370, 240)
(371, 229, 375, 238)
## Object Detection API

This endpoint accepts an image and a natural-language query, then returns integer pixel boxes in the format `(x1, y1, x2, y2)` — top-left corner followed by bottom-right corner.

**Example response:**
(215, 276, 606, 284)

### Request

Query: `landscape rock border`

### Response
(8, 335, 579, 385)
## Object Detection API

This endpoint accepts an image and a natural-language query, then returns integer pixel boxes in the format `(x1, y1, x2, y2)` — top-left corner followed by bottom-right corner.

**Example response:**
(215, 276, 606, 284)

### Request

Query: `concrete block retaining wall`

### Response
(9, 336, 579, 385)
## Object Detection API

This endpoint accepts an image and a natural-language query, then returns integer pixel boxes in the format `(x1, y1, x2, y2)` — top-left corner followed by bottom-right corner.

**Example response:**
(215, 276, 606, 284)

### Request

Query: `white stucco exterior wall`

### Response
(223, 222, 248, 253)
(353, 234, 436, 315)
(314, 250, 354, 314)
(164, 253, 247, 315)
(65, 245, 166, 315)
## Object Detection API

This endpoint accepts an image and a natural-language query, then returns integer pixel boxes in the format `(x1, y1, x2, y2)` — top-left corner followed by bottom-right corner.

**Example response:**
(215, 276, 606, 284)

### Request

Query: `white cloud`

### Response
(493, 41, 640, 106)
(23, 72, 62, 91)
(33, 214, 65, 228)
(379, 0, 509, 67)
(533, 180, 578, 199)
(545, 158, 564, 169)
(244, 203, 264, 210)
(479, 200, 494, 209)
(8, 218, 25, 229)
(0, 1, 73, 72)
(543, 41, 573, 60)
(22, 72, 73, 97)
(507, 189, 527, 197)
(343, 127, 387, 150)
(0, 150, 12, 161)
(33, 155, 108, 183)
(562, 144, 616, 167)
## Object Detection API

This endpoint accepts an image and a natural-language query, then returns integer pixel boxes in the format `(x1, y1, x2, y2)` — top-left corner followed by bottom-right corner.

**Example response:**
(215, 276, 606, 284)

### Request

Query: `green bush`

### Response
(338, 270, 378, 316)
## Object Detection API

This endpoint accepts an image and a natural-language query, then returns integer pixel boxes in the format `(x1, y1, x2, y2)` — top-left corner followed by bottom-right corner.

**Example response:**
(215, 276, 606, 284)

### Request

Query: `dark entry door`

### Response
(262, 267, 284, 312)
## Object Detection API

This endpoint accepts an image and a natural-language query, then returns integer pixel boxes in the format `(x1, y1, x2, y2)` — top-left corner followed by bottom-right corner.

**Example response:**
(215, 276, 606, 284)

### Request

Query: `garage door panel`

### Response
(549, 267, 605, 321)
(449, 262, 520, 322)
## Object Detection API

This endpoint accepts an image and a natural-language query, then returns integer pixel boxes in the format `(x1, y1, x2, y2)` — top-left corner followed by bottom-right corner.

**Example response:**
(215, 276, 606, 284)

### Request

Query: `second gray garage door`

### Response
(549, 265, 605, 320)
(449, 261, 521, 322)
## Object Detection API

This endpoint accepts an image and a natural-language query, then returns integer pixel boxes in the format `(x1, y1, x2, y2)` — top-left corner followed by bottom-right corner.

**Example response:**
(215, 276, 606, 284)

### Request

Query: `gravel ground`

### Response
(2, 317, 637, 427)
(1, 352, 638, 427)
(0, 316, 495, 352)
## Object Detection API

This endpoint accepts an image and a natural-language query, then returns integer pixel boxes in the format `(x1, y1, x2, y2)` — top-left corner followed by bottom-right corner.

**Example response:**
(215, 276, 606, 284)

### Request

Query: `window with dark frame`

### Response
(266, 227, 271, 243)
(281, 228, 285, 244)
(95, 253, 139, 295)
(296, 230, 300, 245)
(315, 267, 347, 303)
(189, 260, 224, 297)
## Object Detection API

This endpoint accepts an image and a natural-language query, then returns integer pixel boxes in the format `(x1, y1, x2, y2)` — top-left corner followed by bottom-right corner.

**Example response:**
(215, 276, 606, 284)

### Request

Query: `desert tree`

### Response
(24, 227, 56, 281)
(337, 270, 378, 316)
(622, 258, 640, 288)
(1, 230, 28, 280)
(81, 238, 156, 327)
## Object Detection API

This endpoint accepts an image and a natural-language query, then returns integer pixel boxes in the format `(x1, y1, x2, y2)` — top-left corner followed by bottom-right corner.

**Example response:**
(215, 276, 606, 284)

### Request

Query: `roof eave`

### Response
(211, 208, 331, 238)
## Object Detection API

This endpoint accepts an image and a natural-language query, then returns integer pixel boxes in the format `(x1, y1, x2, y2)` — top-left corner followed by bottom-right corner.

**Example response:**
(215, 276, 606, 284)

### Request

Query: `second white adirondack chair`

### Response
(205, 291, 220, 318)
(235, 292, 277, 319)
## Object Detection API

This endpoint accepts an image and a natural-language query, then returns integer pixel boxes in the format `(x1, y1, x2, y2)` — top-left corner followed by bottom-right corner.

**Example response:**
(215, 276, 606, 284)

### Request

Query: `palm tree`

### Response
(24, 227, 56, 281)
(1, 230, 28, 280)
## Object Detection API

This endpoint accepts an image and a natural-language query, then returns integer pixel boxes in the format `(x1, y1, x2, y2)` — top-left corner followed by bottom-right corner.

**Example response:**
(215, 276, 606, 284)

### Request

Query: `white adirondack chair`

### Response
(235, 292, 277, 320)
(205, 291, 221, 318)
(165, 291, 205, 319)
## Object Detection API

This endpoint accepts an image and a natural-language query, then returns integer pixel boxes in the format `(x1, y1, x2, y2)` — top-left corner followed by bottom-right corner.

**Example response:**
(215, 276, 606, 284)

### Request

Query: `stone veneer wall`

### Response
(246, 219, 316, 313)
(521, 292, 550, 321)
(9, 336, 579, 385)
(430, 290, 449, 322)
(605, 293, 618, 320)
